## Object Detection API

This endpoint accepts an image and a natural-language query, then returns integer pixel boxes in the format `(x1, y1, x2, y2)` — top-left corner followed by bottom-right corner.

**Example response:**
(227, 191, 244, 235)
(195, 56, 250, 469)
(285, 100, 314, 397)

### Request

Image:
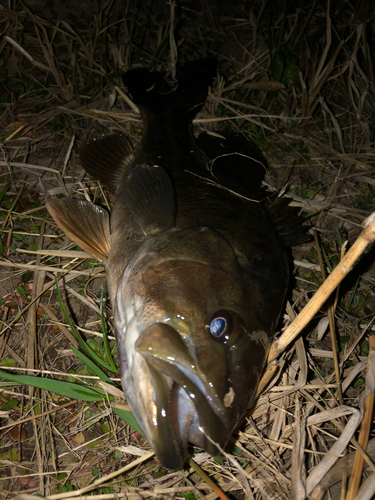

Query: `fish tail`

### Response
(122, 59, 217, 120)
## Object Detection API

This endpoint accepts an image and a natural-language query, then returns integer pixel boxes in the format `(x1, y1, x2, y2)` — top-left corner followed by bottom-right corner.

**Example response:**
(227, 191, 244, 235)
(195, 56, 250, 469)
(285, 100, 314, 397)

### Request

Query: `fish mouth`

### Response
(134, 323, 228, 470)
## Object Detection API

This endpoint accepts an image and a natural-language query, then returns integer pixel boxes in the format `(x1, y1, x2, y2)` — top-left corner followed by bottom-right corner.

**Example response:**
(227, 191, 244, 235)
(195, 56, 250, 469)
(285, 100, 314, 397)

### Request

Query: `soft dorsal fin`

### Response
(79, 134, 134, 194)
(264, 195, 312, 247)
(124, 164, 175, 236)
(46, 197, 111, 262)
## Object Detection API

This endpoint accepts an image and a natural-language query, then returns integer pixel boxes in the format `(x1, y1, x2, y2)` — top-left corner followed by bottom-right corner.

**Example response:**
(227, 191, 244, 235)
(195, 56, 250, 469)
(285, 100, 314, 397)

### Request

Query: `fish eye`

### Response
(209, 311, 231, 340)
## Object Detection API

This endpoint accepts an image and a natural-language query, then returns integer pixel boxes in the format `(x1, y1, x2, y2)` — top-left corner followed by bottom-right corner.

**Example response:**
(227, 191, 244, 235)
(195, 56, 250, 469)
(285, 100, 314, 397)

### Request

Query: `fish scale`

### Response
(46, 59, 310, 469)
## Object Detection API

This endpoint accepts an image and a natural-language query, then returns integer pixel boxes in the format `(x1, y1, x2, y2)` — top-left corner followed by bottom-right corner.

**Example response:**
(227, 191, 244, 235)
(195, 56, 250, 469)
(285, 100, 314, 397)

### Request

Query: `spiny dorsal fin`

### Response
(46, 197, 111, 262)
(124, 164, 175, 236)
(79, 134, 134, 194)
(196, 131, 267, 193)
(197, 131, 311, 247)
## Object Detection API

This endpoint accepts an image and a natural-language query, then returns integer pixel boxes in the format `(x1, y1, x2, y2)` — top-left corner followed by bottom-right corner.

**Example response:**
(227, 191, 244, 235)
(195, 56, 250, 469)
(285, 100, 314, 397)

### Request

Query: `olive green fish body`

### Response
(46, 60, 308, 469)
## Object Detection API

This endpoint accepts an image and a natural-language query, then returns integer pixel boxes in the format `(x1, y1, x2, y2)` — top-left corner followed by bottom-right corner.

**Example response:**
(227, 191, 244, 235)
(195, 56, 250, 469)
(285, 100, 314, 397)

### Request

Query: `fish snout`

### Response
(134, 322, 230, 468)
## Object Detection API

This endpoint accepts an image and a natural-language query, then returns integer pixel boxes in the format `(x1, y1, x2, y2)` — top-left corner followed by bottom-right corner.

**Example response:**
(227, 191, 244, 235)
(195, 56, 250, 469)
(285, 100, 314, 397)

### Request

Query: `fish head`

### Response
(114, 227, 283, 469)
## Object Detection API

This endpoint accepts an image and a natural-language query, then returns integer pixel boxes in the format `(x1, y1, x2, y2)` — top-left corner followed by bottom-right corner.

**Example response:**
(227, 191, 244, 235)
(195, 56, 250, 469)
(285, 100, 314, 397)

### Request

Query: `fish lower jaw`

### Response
(133, 364, 224, 470)
(135, 373, 196, 469)
(171, 382, 219, 454)
(130, 323, 229, 468)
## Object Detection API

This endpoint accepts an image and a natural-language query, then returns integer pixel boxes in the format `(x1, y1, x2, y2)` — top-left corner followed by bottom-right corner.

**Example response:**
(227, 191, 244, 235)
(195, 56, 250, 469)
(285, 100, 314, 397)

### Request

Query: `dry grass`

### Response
(0, 1, 374, 499)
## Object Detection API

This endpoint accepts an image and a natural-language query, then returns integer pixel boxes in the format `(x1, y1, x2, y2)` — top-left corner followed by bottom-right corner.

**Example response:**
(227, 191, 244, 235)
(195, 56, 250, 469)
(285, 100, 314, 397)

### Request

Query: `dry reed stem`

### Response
(0, 261, 103, 337)
(17, 249, 93, 258)
(304, 9, 345, 117)
(47, 451, 155, 499)
(0, 259, 101, 276)
(290, 398, 306, 499)
(310, 439, 375, 500)
(267, 211, 375, 363)
(345, 335, 375, 499)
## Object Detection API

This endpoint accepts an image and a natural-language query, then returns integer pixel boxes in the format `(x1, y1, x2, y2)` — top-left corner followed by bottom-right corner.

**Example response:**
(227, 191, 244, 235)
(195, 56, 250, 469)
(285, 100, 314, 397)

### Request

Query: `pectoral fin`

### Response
(46, 198, 111, 262)
(124, 164, 176, 236)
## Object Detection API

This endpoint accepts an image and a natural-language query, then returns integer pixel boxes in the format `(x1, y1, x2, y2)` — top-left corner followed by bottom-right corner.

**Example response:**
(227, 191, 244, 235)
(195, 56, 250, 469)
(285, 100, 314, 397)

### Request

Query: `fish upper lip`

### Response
(134, 322, 229, 468)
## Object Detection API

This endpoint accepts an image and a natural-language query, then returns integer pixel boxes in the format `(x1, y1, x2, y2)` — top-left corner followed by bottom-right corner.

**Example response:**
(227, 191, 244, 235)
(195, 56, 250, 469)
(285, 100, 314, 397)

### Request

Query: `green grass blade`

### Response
(100, 289, 117, 373)
(147, 15, 181, 69)
(54, 275, 114, 372)
(337, 229, 344, 250)
(345, 276, 360, 312)
(321, 244, 333, 273)
(111, 405, 144, 436)
(71, 346, 113, 385)
(0, 184, 10, 204)
(54, 275, 87, 350)
(0, 370, 104, 402)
